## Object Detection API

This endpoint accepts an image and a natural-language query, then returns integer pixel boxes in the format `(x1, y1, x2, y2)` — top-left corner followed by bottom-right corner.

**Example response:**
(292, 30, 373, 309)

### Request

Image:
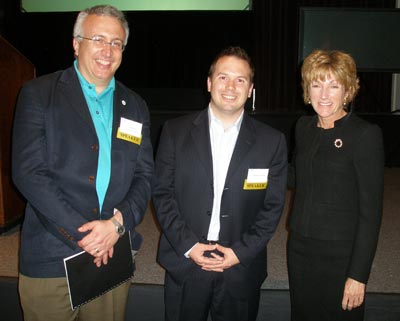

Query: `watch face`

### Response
(117, 225, 125, 235)
(112, 217, 125, 236)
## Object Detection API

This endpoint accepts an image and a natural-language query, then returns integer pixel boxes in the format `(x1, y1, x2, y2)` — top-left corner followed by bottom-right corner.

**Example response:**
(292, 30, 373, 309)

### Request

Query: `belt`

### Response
(200, 239, 229, 247)
(207, 240, 218, 245)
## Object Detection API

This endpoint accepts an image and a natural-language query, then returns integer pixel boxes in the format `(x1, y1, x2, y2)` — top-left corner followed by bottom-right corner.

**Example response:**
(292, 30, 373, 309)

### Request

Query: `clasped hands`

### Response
(189, 243, 240, 272)
(77, 212, 122, 267)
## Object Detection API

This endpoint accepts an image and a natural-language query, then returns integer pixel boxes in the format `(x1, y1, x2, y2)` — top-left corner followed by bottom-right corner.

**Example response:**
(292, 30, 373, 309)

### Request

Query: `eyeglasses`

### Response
(76, 35, 125, 51)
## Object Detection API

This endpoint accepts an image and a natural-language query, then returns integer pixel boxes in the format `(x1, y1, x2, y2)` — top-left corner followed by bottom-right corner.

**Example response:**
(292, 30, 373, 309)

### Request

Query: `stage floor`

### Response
(1, 168, 399, 294)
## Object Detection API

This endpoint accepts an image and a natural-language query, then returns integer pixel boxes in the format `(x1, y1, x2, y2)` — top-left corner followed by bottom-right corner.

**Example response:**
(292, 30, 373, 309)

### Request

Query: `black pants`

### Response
(288, 232, 364, 321)
(164, 269, 260, 321)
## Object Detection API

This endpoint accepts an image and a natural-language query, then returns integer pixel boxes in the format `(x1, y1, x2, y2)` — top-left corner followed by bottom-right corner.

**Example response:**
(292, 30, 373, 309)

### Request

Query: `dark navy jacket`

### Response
(12, 66, 154, 277)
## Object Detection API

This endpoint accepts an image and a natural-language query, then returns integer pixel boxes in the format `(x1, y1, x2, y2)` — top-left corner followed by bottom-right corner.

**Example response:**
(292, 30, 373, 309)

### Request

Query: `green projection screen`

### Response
(22, 0, 251, 12)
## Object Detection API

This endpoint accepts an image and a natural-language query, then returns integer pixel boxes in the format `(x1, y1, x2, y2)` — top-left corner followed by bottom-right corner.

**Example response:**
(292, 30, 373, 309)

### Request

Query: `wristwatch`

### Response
(111, 217, 125, 237)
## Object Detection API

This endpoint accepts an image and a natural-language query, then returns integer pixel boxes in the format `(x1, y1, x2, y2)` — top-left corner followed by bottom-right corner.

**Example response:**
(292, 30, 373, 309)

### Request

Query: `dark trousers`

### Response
(288, 232, 364, 321)
(164, 269, 260, 321)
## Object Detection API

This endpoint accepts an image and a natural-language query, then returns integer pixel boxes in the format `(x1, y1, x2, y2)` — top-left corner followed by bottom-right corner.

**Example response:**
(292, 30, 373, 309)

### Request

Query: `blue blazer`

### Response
(12, 66, 154, 277)
(153, 109, 287, 298)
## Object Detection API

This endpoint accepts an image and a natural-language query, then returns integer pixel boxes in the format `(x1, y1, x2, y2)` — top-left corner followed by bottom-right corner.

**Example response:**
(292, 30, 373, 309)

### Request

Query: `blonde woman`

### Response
(288, 50, 384, 321)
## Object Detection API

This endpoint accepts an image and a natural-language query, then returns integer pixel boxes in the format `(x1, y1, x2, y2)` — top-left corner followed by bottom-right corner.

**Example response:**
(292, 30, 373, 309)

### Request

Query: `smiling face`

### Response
(309, 73, 348, 128)
(73, 14, 125, 93)
(207, 55, 253, 123)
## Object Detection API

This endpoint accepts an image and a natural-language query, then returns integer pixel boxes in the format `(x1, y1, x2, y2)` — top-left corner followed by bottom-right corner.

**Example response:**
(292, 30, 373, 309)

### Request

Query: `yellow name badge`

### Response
(117, 128, 142, 145)
(243, 179, 268, 190)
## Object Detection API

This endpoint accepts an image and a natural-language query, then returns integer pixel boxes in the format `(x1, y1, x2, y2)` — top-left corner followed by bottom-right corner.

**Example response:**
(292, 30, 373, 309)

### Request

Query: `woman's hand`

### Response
(342, 277, 366, 310)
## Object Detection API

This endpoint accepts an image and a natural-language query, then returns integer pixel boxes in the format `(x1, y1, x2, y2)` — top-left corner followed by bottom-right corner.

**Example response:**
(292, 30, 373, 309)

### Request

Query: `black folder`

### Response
(64, 232, 133, 310)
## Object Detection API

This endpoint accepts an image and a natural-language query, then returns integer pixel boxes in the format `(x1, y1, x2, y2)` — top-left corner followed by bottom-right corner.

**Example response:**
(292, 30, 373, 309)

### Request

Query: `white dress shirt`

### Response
(184, 106, 243, 257)
(207, 106, 243, 240)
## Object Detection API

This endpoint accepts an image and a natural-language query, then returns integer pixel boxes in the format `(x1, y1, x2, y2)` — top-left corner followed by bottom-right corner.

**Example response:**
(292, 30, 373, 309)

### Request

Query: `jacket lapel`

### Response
(225, 113, 255, 184)
(190, 110, 213, 181)
(111, 87, 124, 140)
(59, 67, 95, 130)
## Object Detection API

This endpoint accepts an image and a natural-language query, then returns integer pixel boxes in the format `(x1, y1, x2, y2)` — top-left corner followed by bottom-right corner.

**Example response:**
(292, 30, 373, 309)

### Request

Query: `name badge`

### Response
(117, 117, 142, 145)
(243, 168, 269, 190)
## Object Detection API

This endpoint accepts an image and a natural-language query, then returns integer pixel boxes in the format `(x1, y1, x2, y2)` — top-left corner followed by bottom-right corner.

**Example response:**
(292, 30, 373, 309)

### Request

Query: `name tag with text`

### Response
(117, 118, 142, 145)
(243, 168, 269, 190)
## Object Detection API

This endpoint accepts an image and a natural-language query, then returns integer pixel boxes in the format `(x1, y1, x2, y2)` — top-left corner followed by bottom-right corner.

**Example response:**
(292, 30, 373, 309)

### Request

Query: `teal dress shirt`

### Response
(74, 61, 114, 213)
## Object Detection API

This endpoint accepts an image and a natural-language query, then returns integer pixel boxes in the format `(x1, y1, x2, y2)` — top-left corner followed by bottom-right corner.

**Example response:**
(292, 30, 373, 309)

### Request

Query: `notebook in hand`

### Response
(64, 232, 133, 310)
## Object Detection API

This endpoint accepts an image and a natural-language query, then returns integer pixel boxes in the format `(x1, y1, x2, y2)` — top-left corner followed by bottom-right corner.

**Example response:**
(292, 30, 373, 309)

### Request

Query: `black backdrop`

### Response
(1, 0, 400, 165)
(252, 0, 395, 112)
(5, 10, 254, 90)
(1, 0, 396, 113)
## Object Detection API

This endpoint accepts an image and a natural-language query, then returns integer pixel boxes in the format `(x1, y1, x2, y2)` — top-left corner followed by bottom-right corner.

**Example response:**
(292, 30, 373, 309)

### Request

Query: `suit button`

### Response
(91, 144, 99, 151)
(92, 207, 98, 214)
(88, 175, 95, 183)
(207, 211, 211, 216)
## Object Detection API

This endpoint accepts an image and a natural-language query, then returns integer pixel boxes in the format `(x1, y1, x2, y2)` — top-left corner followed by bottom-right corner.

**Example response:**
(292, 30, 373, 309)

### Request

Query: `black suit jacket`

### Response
(288, 114, 384, 283)
(12, 66, 154, 277)
(153, 109, 287, 298)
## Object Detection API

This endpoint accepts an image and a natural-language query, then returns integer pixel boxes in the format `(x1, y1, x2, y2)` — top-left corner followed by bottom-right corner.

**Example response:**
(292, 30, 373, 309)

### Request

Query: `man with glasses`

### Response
(12, 5, 153, 321)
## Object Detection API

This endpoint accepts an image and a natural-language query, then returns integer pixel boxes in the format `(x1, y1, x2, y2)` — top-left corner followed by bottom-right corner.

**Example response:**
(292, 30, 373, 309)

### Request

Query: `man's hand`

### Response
(188, 243, 224, 269)
(342, 278, 366, 310)
(77, 219, 119, 266)
(201, 244, 240, 272)
(93, 248, 114, 267)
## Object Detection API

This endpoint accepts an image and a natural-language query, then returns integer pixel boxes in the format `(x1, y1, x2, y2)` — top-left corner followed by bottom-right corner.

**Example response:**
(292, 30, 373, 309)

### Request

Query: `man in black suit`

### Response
(153, 47, 287, 321)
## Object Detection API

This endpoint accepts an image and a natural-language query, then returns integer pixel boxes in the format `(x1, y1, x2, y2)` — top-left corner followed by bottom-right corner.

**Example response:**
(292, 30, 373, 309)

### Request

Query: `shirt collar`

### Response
(208, 104, 243, 132)
(73, 60, 115, 96)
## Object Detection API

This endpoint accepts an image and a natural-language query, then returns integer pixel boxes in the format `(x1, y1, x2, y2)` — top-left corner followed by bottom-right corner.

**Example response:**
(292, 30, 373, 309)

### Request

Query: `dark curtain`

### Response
(252, 0, 395, 113)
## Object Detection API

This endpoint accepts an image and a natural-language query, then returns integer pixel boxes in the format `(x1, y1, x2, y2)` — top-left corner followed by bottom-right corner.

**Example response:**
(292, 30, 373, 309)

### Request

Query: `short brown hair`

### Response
(301, 49, 359, 104)
(208, 46, 254, 83)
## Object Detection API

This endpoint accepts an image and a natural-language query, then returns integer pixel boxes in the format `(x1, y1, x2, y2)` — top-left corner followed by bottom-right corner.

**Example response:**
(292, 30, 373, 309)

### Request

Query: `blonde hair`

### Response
(301, 50, 360, 105)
